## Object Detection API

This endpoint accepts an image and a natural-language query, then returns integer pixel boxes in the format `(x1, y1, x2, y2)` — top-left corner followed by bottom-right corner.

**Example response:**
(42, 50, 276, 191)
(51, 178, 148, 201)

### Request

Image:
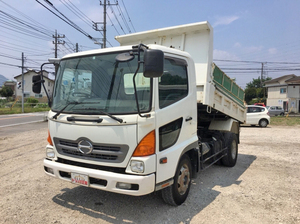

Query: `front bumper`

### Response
(44, 159, 155, 196)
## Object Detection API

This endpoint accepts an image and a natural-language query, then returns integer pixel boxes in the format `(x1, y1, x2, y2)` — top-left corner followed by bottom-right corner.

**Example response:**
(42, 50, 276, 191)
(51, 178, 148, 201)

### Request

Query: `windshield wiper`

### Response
(73, 107, 123, 123)
(52, 101, 80, 119)
(99, 110, 123, 123)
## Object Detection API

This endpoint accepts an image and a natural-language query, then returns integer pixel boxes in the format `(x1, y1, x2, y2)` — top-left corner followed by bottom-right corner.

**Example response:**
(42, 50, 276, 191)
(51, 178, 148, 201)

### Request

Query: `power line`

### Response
(108, 4, 126, 35)
(0, 0, 54, 35)
(0, 53, 21, 61)
(36, 0, 96, 42)
(106, 11, 120, 35)
(215, 59, 300, 65)
(115, 3, 131, 33)
(120, 0, 136, 32)
(60, 0, 94, 25)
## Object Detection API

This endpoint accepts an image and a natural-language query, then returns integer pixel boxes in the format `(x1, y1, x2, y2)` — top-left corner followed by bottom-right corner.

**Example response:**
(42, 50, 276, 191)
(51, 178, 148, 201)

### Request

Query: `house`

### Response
(14, 70, 54, 103)
(264, 74, 300, 113)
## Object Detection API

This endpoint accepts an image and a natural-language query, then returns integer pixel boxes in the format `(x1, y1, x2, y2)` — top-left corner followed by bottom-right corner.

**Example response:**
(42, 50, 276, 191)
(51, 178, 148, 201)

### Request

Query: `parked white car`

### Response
(246, 105, 270, 127)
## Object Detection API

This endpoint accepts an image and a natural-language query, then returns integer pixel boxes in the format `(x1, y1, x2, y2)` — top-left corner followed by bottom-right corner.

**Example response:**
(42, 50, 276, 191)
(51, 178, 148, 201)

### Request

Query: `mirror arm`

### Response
(133, 63, 150, 118)
(39, 62, 53, 107)
(133, 46, 151, 118)
(132, 44, 148, 62)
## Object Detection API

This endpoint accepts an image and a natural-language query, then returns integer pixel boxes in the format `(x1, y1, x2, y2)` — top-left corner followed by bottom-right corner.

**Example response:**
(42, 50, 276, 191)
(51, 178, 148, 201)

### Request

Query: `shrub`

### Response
(34, 103, 48, 108)
(25, 98, 39, 107)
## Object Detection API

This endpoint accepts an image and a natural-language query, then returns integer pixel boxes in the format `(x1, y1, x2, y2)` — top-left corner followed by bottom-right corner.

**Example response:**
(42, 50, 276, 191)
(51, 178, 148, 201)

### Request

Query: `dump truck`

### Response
(33, 21, 246, 206)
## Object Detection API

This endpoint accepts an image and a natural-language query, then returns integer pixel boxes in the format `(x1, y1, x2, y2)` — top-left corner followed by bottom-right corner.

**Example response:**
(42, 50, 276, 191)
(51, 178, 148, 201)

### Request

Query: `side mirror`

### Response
(143, 49, 164, 78)
(32, 75, 42, 93)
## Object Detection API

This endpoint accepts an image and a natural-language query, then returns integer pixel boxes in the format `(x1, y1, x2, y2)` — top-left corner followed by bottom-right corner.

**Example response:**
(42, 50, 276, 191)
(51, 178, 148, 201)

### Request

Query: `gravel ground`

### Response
(0, 124, 299, 224)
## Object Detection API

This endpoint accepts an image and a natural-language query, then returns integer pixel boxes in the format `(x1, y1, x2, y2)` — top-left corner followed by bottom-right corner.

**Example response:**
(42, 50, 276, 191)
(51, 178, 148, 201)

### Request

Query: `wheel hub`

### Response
(177, 164, 190, 195)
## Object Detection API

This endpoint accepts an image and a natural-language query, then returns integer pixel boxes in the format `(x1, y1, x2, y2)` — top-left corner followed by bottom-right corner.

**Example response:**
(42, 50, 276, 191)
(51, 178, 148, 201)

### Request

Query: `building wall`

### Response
(267, 86, 288, 99)
(287, 85, 300, 98)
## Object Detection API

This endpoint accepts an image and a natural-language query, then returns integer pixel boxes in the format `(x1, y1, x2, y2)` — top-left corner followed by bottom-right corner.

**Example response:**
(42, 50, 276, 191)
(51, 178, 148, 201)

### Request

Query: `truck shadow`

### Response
(52, 153, 256, 224)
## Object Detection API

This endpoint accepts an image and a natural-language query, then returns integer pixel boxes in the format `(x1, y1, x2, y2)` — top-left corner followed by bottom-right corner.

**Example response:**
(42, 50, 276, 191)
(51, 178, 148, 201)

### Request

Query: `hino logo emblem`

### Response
(78, 140, 93, 155)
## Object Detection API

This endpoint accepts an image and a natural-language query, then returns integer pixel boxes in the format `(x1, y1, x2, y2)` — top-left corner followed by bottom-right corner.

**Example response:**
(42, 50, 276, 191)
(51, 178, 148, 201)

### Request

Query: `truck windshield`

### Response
(52, 51, 151, 115)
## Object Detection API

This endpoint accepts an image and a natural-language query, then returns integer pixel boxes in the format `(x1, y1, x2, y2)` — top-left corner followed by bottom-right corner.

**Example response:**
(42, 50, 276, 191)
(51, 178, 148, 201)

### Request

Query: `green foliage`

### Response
(249, 97, 266, 105)
(244, 88, 257, 103)
(0, 99, 7, 106)
(246, 77, 272, 88)
(244, 77, 271, 104)
(0, 86, 13, 98)
(25, 98, 39, 107)
(34, 103, 48, 108)
(0, 106, 50, 115)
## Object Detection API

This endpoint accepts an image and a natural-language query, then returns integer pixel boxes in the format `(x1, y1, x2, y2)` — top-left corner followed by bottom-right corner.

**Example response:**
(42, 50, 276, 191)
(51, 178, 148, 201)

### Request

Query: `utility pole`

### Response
(52, 30, 65, 73)
(76, 43, 79, 52)
(53, 30, 65, 58)
(260, 62, 264, 88)
(94, 0, 118, 48)
(21, 52, 24, 113)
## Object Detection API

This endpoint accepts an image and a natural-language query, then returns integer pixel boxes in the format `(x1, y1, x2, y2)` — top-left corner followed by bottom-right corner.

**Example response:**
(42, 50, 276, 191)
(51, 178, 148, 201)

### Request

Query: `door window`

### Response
(159, 57, 188, 108)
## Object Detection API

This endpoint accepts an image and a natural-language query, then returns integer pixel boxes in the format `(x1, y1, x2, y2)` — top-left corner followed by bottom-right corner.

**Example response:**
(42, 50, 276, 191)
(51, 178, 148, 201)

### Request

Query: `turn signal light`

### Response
(47, 130, 53, 146)
(133, 130, 155, 157)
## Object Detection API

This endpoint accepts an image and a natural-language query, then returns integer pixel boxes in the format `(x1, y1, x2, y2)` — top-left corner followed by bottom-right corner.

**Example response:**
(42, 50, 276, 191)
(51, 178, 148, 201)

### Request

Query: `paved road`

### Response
(0, 112, 48, 137)
(0, 121, 48, 137)
(0, 112, 48, 127)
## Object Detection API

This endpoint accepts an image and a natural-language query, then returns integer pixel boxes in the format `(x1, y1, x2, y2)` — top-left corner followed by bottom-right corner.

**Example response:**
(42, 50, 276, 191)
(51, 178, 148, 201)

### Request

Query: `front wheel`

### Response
(162, 155, 192, 206)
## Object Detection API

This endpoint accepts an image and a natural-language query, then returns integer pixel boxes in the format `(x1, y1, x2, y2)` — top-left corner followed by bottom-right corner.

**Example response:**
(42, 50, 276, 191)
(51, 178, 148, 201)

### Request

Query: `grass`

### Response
(270, 116, 300, 126)
(0, 107, 50, 115)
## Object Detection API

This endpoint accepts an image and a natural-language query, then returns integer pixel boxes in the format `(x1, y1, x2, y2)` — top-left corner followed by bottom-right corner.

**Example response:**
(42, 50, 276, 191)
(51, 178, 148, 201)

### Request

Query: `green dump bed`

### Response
(212, 63, 245, 108)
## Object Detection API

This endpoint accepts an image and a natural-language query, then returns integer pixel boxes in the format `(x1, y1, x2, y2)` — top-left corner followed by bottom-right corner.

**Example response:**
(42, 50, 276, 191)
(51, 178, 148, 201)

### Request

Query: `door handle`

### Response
(185, 116, 192, 122)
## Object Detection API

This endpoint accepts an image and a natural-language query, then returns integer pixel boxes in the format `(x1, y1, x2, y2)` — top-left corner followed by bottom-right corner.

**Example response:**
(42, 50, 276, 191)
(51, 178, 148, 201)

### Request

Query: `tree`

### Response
(0, 86, 13, 99)
(246, 77, 272, 89)
(244, 87, 257, 103)
(244, 77, 272, 104)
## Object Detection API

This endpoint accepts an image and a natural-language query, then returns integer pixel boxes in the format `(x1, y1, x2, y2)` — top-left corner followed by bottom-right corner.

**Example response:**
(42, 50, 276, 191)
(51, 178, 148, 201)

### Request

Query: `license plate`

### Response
(71, 173, 89, 186)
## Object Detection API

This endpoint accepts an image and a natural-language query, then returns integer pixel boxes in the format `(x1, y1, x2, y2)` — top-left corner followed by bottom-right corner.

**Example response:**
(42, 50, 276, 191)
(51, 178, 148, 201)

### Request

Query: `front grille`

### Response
(57, 158, 127, 174)
(54, 137, 129, 163)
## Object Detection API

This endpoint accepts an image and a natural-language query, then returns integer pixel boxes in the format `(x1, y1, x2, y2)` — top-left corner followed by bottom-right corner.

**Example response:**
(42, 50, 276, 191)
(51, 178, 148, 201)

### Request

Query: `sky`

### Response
(0, 0, 300, 89)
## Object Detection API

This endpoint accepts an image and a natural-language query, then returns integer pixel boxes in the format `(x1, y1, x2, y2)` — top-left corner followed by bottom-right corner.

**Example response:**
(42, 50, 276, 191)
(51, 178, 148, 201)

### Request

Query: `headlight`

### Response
(46, 146, 55, 158)
(130, 160, 144, 173)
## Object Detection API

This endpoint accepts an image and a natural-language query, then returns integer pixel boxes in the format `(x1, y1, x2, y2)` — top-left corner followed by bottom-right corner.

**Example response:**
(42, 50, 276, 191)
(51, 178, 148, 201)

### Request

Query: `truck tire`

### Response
(259, 119, 268, 127)
(162, 154, 192, 206)
(221, 133, 238, 167)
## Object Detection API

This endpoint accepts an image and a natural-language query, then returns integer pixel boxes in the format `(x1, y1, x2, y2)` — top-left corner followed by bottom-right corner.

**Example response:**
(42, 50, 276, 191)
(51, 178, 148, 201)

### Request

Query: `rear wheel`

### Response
(162, 155, 192, 206)
(259, 119, 268, 127)
(221, 133, 238, 167)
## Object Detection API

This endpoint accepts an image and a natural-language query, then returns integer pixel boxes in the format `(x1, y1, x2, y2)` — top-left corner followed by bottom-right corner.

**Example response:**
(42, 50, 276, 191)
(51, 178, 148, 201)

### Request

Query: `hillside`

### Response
(0, 74, 8, 86)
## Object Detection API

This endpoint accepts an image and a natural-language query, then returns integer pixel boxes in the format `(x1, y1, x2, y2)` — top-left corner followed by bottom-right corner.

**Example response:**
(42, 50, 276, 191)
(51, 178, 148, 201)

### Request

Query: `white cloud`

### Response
(268, 48, 278, 55)
(213, 16, 239, 27)
(213, 49, 240, 60)
(234, 42, 242, 48)
(233, 42, 265, 54)
(243, 46, 263, 53)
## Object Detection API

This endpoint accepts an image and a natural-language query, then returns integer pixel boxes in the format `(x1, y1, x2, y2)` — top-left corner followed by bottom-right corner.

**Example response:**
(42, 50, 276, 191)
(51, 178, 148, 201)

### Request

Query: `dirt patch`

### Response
(0, 124, 299, 223)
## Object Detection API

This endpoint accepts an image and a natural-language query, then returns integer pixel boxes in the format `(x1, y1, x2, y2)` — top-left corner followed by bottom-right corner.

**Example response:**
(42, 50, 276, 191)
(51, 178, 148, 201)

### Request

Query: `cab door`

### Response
(155, 56, 197, 184)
